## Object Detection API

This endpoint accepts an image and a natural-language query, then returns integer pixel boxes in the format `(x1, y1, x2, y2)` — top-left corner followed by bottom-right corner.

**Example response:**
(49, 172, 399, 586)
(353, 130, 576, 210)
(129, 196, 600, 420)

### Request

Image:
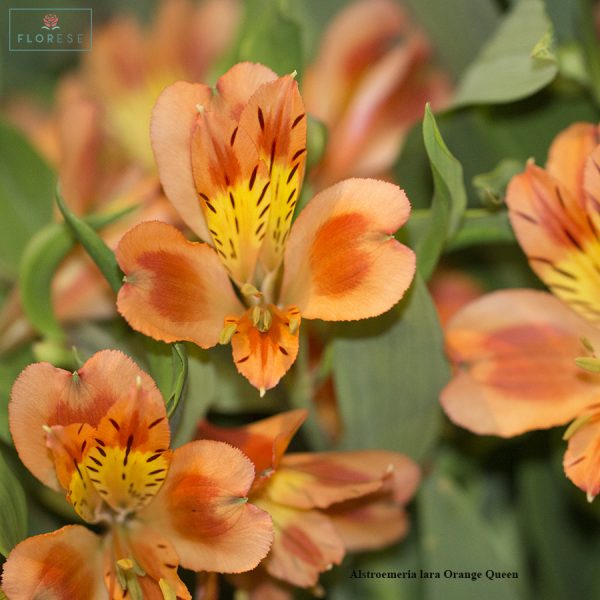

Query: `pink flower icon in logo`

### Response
(42, 14, 60, 30)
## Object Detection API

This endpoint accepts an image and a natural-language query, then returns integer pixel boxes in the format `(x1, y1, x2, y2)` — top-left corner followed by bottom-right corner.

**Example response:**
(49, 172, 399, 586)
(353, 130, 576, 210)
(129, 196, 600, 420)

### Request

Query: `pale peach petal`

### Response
(9, 350, 160, 490)
(56, 95, 102, 215)
(304, 0, 450, 187)
(564, 412, 600, 501)
(2, 525, 105, 600)
(117, 221, 244, 348)
(546, 122, 600, 204)
(303, 0, 406, 126)
(138, 440, 273, 573)
(229, 305, 300, 392)
(507, 164, 600, 326)
(213, 62, 277, 120)
(267, 450, 419, 509)
(314, 34, 431, 187)
(197, 409, 308, 476)
(252, 501, 344, 588)
(327, 492, 410, 551)
(150, 81, 213, 241)
(442, 290, 600, 437)
(280, 178, 415, 320)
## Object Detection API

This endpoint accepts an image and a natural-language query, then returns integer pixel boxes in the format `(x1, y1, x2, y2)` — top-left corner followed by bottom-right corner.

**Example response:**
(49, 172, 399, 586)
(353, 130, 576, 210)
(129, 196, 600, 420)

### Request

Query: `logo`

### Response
(8, 8, 92, 52)
(42, 14, 60, 30)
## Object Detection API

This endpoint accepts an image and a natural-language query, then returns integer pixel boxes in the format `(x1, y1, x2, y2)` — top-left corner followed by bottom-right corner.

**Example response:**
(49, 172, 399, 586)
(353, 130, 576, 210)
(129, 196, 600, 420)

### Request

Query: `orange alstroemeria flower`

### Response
(303, 0, 451, 189)
(2, 350, 273, 599)
(115, 62, 416, 394)
(198, 409, 420, 595)
(441, 122, 600, 500)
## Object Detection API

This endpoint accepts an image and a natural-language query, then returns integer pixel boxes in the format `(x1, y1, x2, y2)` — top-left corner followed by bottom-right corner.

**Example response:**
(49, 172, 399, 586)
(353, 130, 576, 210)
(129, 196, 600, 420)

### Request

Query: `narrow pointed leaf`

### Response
(414, 105, 467, 279)
(20, 205, 137, 340)
(55, 188, 123, 292)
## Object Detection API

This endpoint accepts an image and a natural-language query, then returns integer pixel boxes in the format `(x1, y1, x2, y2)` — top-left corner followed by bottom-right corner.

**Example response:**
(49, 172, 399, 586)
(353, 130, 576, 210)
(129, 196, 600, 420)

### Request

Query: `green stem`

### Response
(578, 0, 600, 105)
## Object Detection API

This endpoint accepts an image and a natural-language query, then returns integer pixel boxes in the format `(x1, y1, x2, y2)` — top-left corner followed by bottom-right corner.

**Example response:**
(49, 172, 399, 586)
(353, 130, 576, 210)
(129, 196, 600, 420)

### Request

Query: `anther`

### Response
(219, 321, 238, 345)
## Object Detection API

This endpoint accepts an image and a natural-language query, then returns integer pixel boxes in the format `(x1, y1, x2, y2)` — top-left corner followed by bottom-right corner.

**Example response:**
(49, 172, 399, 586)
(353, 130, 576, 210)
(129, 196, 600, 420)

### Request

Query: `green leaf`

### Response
(166, 343, 188, 418)
(516, 456, 594, 600)
(414, 105, 467, 279)
(453, 0, 558, 107)
(172, 345, 216, 447)
(19, 204, 136, 342)
(446, 210, 515, 250)
(0, 451, 27, 556)
(55, 188, 123, 293)
(576, 0, 600, 105)
(0, 120, 55, 278)
(472, 159, 523, 208)
(419, 459, 528, 600)
(230, 0, 304, 76)
(332, 275, 447, 460)
(395, 90, 599, 209)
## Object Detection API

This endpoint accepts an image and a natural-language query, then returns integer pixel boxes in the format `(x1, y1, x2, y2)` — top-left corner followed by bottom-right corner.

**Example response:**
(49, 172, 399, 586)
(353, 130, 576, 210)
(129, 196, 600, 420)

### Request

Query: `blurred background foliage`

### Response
(2, 0, 600, 598)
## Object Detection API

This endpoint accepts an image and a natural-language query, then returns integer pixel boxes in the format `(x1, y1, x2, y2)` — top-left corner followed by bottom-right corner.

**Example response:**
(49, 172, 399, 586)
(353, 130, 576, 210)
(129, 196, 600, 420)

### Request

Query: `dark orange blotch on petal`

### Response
(2, 525, 105, 600)
(137, 250, 207, 323)
(309, 212, 370, 297)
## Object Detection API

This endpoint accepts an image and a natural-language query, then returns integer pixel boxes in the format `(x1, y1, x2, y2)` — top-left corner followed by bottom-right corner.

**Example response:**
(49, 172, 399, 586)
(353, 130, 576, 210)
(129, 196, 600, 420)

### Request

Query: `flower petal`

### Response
(191, 105, 271, 284)
(2, 525, 105, 600)
(326, 492, 410, 552)
(303, 0, 407, 127)
(44, 423, 103, 522)
(197, 409, 308, 477)
(507, 163, 600, 326)
(213, 62, 278, 120)
(138, 440, 273, 573)
(85, 385, 171, 514)
(564, 412, 600, 501)
(304, 0, 450, 187)
(441, 289, 600, 437)
(9, 350, 159, 490)
(280, 178, 415, 320)
(237, 75, 307, 272)
(150, 81, 213, 241)
(268, 450, 419, 509)
(117, 220, 244, 348)
(253, 501, 344, 588)
(546, 122, 600, 204)
(229, 305, 301, 392)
